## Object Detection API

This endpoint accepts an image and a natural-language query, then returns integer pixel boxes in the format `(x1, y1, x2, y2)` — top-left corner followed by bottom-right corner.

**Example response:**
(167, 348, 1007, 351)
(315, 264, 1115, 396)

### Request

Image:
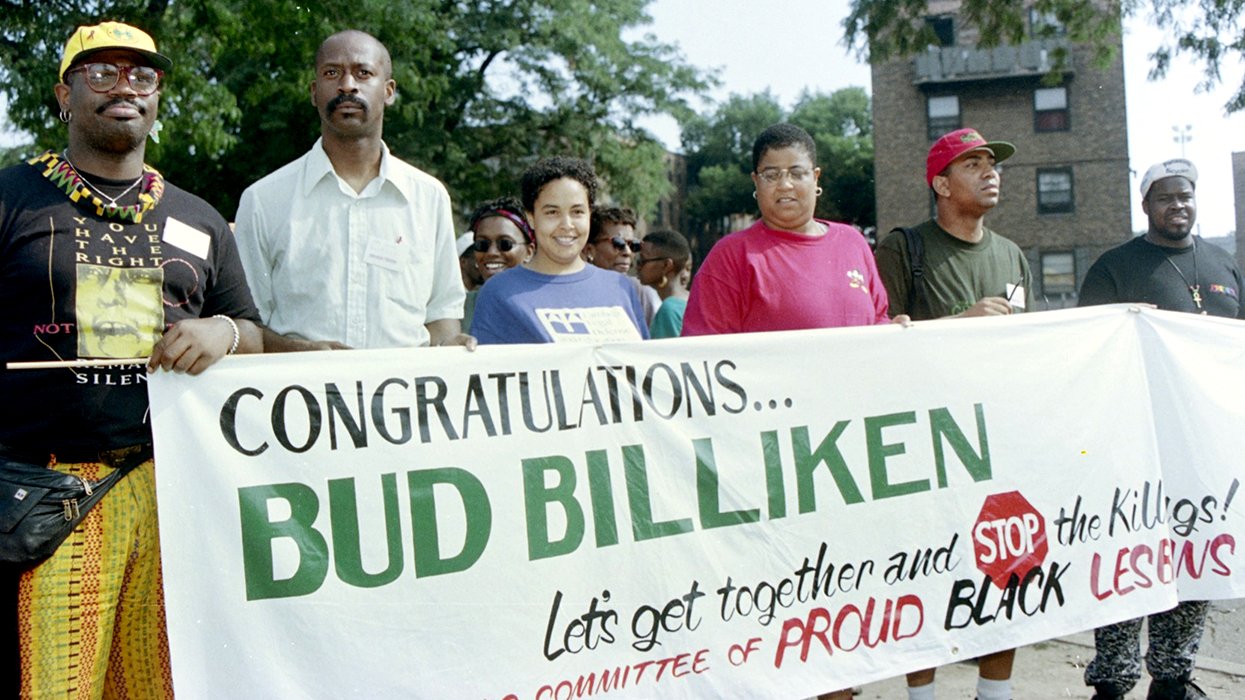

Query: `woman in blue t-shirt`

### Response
(470, 157, 648, 344)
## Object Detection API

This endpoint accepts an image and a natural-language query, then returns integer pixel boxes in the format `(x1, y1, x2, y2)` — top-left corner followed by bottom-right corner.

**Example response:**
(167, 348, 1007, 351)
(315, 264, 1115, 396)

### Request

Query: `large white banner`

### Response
(148, 305, 1243, 699)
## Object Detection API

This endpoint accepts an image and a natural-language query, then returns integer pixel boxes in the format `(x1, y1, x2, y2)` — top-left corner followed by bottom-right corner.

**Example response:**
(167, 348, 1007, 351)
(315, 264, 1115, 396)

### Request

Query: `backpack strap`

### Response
(889, 227, 928, 316)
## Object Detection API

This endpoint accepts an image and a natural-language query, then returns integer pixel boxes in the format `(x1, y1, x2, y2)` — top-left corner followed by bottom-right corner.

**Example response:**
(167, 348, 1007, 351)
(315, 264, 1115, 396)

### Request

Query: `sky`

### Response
(637, 0, 1245, 238)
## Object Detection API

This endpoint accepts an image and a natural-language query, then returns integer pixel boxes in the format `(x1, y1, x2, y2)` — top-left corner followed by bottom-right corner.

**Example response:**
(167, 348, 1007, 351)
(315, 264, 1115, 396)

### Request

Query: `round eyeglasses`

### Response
(64, 63, 163, 96)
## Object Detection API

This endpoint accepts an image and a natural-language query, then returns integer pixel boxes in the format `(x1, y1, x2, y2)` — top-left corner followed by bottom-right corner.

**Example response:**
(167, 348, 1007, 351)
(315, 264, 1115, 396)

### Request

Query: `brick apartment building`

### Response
(871, 1, 1131, 308)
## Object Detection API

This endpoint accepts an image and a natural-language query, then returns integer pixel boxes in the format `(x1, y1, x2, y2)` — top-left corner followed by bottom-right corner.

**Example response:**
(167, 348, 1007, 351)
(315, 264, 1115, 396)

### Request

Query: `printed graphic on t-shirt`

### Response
(75, 263, 164, 357)
(846, 269, 868, 294)
(1209, 283, 1239, 299)
(536, 306, 641, 344)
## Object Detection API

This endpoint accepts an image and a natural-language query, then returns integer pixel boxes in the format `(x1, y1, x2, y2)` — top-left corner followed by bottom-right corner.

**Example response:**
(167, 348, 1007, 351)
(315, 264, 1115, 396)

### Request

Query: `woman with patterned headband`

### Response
(462, 196, 534, 329)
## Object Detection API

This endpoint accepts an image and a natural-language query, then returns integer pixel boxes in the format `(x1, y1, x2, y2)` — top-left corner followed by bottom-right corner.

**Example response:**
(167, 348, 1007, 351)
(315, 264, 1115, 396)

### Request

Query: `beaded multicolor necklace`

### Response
(28, 149, 165, 223)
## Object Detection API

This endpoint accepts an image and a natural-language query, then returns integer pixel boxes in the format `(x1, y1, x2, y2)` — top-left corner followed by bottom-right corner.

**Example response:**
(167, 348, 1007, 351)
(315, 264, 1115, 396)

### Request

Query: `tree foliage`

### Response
(0, 0, 709, 219)
(680, 87, 875, 238)
(843, 0, 1245, 112)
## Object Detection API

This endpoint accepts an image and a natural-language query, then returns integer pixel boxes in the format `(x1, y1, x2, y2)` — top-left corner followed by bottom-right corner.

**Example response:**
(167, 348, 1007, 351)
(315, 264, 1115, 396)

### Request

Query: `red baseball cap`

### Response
(926, 128, 1015, 187)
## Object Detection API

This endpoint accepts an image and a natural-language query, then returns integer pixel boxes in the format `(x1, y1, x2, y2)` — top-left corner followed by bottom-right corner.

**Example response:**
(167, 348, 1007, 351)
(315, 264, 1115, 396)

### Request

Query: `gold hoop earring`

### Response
(58, 110, 72, 123)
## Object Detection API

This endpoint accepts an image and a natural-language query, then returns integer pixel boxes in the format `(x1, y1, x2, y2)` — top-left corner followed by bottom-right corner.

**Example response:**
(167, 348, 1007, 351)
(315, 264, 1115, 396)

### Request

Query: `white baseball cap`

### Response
(1140, 158, 1197, 198)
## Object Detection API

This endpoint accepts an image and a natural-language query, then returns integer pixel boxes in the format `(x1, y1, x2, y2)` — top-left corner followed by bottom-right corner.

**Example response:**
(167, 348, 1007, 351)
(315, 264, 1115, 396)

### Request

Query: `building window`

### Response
(1037, 168, 1075, 214)
(1030, 9, 1066, 37)
(926, 15, 956, 46)
(1034, 87, 1069, 132)
(927, 95, 960, 140)
(1042, 252, 1076, 295)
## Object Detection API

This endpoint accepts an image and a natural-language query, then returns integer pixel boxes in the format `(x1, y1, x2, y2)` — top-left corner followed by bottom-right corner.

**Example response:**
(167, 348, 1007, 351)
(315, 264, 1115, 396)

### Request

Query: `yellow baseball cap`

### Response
(59, 21, 172, 82)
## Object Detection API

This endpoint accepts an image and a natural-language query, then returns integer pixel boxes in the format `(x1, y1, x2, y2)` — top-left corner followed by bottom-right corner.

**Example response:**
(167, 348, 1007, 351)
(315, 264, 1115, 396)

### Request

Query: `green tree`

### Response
(680, 88, 875, 243)
(680, 91, 783, 236)
(790, 87, 874, 226)
(0, 0, 709, 219)
(843, 0, 1245, 112)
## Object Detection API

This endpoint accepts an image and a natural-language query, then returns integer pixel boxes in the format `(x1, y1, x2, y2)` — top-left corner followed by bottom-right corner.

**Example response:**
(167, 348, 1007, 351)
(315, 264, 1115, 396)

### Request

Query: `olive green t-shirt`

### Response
(875, 219, 1032, 320)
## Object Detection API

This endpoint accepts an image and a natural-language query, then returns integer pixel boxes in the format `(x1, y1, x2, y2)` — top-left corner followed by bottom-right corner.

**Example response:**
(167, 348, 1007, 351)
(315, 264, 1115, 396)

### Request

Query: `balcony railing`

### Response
(913, 38, 1072, 85)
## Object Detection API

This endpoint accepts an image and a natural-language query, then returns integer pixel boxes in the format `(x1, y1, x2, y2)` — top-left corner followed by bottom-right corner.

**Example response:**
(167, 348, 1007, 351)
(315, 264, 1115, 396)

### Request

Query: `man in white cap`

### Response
(1080, 158, 1243, 317)
(1079, 159, 1240, 699)
(0, 20, 262, 697)
(872, 128, 1032, 700)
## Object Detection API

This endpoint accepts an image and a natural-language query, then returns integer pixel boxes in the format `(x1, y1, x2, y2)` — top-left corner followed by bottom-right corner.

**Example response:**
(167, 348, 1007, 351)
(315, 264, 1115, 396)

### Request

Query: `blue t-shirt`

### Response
(470, 264, 649, 344)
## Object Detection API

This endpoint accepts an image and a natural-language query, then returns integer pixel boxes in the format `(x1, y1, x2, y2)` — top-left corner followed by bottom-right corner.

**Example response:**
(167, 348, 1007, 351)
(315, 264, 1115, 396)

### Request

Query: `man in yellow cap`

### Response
(0, 21, 262, 697)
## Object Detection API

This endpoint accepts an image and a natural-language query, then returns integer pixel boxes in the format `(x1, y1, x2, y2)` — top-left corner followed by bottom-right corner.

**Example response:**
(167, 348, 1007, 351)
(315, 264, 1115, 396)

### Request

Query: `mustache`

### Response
(327, 94, 368, 115)
(96, 98, 146, 115)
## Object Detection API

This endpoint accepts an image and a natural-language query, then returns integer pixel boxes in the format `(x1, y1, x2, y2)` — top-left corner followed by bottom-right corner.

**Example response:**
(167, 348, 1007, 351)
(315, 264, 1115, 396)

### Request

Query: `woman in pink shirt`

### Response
(681, 123, 893, 336)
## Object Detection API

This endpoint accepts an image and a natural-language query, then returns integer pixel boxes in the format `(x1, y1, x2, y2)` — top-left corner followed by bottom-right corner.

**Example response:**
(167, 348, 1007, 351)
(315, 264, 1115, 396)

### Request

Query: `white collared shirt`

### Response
(235, 139, 464, 348)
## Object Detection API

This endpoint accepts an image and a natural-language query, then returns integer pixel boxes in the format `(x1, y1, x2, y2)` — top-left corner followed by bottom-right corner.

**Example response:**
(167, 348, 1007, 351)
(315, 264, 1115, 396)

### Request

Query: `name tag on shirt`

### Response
(365, 236, 406, 272)
(537, 307, 642, 344)
(163, 217, 210, 260)
(1006, 283, 1026, 310)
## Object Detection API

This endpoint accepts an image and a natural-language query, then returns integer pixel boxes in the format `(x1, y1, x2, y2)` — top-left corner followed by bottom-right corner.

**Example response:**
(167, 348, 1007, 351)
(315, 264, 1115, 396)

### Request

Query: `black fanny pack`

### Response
(0, 445, 151, 569)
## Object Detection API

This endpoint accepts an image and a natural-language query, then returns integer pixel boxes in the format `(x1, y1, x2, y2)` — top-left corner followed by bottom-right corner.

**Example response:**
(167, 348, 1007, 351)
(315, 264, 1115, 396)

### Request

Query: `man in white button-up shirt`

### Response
(234, 29, 470, 350)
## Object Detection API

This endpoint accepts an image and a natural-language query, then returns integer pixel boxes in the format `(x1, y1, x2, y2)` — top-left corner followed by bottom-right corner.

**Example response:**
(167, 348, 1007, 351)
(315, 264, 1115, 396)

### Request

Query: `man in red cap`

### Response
(0, 21, 261, 697)
(874, 128, 1032, 700)
(876, 127, 1031, 321)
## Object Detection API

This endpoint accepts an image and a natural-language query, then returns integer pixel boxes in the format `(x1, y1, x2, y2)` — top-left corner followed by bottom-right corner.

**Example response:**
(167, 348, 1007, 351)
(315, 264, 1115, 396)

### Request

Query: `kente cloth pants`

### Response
(17, 457, 173, 699)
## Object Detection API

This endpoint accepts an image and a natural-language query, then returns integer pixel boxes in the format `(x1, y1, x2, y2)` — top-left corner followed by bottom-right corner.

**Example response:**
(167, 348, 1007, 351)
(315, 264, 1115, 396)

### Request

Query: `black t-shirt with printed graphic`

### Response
(0, 159, 260, 453)
(1079, 235, 1245, 318)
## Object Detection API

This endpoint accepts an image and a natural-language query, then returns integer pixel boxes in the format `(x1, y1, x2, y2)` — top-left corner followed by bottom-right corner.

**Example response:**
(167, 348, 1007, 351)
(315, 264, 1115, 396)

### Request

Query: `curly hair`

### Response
(751, 123, 817, 172)
(519, 156, 598, 213)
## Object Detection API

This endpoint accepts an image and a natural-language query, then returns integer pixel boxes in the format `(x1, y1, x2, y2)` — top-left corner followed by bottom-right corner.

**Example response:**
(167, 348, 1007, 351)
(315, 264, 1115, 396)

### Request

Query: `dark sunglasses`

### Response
(608, 236, 641, 253)
(472, 238, 522, 253)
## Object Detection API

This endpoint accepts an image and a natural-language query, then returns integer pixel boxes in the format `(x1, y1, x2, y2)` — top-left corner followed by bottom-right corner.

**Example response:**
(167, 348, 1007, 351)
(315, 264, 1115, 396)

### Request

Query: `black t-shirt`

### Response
(1079, 235, 1244, 318)
(0, 158, 260, 452)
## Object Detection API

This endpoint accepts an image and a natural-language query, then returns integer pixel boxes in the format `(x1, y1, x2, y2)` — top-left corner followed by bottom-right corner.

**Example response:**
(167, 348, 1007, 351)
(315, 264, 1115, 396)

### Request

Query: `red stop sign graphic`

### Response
(972, 491, 1049, 589)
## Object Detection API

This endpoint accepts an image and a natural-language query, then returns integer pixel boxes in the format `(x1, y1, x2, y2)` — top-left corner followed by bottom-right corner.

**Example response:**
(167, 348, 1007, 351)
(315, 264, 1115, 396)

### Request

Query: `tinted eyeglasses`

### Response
(472, 238, 522, 253)
(607, 236, 641, 253)
(64, 63, 163, 96)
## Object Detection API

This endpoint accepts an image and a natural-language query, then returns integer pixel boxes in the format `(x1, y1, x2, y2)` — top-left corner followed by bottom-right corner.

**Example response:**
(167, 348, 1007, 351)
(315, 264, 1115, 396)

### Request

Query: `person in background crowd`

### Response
(875, 126, 1030, 700)
(458, 231, 483, 293)
(470, 157, 647, 344)
(637, 229, 692, 338)
(681, 122, 893, 337)
(1079, 158, 1241, 700)
(234, 29, 470, 351)
(462, 196, 533, 330)
(586, 205, 661, 326)
(0, 21, 262, 696)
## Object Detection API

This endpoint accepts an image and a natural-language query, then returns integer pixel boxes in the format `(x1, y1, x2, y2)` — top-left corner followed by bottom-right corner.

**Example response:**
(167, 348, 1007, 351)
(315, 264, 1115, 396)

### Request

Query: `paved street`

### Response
(851, 599, 1245, 698)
